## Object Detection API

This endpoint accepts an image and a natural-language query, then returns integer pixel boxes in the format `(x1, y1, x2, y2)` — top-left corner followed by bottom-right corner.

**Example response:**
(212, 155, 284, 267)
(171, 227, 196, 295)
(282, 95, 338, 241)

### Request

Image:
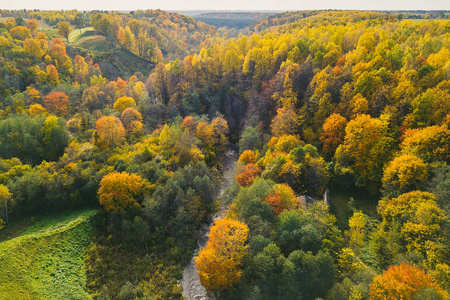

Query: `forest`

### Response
(0, 8, 449, 300)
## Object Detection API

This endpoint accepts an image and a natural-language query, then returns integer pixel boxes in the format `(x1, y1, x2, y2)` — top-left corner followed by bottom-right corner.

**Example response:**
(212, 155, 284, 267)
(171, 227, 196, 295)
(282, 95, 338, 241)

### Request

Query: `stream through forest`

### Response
(180, 146, 238, 300)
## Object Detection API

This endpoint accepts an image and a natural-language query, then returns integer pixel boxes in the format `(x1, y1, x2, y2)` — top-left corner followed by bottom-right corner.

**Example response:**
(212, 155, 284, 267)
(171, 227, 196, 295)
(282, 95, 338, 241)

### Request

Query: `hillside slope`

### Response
(0, 210, 98, 300)
(66, 27, 154, 79)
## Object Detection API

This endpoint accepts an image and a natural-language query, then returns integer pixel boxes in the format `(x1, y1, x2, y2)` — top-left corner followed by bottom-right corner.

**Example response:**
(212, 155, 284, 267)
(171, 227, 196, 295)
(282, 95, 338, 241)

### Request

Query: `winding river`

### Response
(180, 147, 238, 300)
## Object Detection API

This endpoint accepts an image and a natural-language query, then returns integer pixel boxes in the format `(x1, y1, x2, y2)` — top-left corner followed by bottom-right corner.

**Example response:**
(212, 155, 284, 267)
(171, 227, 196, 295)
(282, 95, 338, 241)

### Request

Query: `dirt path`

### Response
(180, 147, 238, 300)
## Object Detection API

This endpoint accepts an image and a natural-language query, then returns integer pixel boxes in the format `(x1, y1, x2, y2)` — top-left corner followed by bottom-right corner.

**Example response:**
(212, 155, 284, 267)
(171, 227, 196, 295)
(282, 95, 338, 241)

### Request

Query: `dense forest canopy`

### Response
(0, 8, 449, 300)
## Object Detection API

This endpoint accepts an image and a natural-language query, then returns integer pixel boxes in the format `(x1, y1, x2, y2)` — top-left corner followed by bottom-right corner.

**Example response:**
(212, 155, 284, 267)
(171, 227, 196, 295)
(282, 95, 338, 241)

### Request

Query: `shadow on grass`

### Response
(328, 185, 379, 230)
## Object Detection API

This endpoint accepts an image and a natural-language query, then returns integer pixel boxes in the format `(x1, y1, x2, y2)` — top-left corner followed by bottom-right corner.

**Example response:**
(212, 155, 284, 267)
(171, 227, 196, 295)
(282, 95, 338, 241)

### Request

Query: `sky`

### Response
(1, 0, 449, 11)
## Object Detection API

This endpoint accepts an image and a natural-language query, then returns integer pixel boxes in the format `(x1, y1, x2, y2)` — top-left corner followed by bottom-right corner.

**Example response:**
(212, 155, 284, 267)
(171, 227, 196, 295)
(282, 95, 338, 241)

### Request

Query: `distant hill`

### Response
(185, 11, 280, 29)
(195, 12, 271, 29)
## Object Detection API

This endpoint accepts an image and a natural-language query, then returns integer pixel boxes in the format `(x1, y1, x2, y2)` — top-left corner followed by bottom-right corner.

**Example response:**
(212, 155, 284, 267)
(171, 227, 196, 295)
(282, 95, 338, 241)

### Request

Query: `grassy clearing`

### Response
(69, 27, 96, 44)
(68, 28, 117, 53)
(37, 19, 53, 30)
(0, 209, 98, 300)
(328, 186, 379, 230)
(76, 35, 115, 52)
(409, 19, 432, 23)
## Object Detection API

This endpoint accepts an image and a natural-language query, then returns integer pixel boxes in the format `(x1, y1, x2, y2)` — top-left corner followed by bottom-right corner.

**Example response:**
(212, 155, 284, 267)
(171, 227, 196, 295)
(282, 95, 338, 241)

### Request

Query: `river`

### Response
(180, 147, 238, 300)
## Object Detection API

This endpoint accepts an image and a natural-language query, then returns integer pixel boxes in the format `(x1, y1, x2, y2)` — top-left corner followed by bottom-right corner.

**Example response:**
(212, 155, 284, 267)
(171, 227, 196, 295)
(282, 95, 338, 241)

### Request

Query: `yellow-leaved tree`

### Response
(382, 154, 428, 197)
(400, 125, 450, 163)
(98, 172, 148, 212)
(377, 191, 447, 265)
(196, 219, 249, 292)
(0, 184, 14, 225)
(113, 96, 136, 113)
(28, 103, 46, 117)
(334, 114, 393, 193)
(347, 211, 367, 254)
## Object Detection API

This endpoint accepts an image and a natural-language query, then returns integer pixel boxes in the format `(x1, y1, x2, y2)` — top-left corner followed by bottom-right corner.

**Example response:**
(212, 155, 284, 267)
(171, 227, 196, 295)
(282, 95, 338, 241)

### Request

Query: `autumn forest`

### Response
(0, 8, 450, 300)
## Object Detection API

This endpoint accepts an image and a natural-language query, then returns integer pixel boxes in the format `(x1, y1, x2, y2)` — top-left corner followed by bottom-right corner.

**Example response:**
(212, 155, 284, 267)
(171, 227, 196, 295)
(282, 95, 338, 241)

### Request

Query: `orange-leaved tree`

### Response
(98, 172, 148, 212)
(369, 263, 447, 300)
(94, 116, 126, 149)
(271, 105, 301, 137)
(264, 183, 297, 215)
(263, 191, 284, 215)
(321, 113, 347, 157)
(181, 115, 197, 134)
(46, 64, 59, 85)
(195, 117, 229, 166)
(236, 163, 262, 187)
(44, 91, 68, 116)
(25, 18, 39, 33)
(121, 107, 143, 136)
(196, 219, 249, 292)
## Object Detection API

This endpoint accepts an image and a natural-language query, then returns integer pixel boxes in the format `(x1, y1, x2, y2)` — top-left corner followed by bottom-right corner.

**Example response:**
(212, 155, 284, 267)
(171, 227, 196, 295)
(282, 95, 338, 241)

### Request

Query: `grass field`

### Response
(69, 27, 95, 43)
(409, 18, 432, 23)
(328, 185, 379, 230)
(68, 26, 115, 52)
(0, 209, 98, 300)
(75, 34, 114, 52)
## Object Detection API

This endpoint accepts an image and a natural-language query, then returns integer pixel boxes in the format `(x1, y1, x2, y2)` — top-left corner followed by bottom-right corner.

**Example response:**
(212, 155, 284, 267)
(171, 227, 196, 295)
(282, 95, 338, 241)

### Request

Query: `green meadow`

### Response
(0, 210, 98, 300)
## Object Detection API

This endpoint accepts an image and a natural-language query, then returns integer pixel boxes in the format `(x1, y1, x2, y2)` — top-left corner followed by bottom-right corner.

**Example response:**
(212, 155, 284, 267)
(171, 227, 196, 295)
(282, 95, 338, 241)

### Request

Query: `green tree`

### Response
(73, 13, 84, 34)
(57, 21, 72, 43)
(40, 115, 69, 162)
(239, 126, 263, 153)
